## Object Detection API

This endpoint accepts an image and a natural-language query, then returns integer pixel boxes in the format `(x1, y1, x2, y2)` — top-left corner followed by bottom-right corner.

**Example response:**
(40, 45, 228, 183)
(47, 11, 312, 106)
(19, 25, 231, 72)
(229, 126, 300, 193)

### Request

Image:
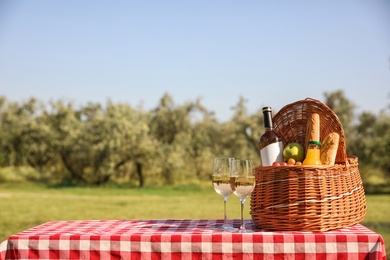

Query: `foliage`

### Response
(0, 90, 389, 187)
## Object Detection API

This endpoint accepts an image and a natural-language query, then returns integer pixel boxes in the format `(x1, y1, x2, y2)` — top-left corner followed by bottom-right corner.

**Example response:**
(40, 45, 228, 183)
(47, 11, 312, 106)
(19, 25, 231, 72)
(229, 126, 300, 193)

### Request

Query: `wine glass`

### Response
(231, 159, 255, 233)
(212, 157, 237, 231)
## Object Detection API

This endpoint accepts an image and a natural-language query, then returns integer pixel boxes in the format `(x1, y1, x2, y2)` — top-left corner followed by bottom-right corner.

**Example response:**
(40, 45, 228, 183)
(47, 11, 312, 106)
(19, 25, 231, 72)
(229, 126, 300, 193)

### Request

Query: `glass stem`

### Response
(223, 197, 228, 225)
(240, 199, 245, 230)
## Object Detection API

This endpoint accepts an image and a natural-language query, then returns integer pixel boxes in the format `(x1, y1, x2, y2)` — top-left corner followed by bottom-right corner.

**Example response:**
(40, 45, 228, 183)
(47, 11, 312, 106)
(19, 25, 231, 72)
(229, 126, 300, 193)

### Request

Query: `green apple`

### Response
(283, 142, 304, 162)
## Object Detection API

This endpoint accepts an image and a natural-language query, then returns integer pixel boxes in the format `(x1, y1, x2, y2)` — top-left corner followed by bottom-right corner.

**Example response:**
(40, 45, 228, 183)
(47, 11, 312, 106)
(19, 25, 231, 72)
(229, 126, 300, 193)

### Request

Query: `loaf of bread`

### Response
(320, 132, 339, 165)
(305, 113, 320, 151)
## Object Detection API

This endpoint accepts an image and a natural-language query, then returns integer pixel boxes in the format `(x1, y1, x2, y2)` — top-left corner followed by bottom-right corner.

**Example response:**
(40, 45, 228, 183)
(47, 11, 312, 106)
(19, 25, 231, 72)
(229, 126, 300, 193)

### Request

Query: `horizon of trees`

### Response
(0, 90, 389, 189)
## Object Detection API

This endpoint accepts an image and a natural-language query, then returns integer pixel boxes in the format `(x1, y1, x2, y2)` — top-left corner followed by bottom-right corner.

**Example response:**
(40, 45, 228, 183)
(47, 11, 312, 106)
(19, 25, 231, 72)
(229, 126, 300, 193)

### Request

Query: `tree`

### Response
(43, 100, 157, 186)
(188, 103, 220, 179)
(0, 97, 43, 167)
(104, 101, 157, 187)
(224, 96, 260, 163)
(0, 90, 389, 189)
(323, 90, 355, 154)
(149, 93, 198, 185)
(45, 100, 86, 183)
(370, 110, 390, 181)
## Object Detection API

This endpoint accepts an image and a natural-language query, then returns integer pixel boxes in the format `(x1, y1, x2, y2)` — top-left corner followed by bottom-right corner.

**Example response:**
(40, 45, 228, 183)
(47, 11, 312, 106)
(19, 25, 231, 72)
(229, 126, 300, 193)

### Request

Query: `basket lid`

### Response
(272, 98, 347, 164)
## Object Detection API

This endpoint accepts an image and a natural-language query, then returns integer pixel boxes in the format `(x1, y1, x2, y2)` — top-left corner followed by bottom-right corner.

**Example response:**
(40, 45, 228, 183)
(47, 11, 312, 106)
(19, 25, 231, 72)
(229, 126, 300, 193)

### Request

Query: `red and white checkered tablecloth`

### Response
(0, 219, 386, 259)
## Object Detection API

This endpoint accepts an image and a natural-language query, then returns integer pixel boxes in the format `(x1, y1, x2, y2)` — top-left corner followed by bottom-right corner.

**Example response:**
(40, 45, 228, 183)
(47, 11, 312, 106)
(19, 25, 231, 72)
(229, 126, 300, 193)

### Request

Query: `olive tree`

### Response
(149, 93, 201, 184)
(103, 101, 157, 187)
(0, 97, 45, 167)
(324, 90, 355, 153)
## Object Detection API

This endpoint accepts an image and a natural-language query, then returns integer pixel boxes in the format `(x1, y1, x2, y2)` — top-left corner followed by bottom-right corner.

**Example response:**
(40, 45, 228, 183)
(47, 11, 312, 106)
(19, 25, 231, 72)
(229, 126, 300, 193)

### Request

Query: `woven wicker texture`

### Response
(272, 98, 346, 164)
(250, 98, 366, 231)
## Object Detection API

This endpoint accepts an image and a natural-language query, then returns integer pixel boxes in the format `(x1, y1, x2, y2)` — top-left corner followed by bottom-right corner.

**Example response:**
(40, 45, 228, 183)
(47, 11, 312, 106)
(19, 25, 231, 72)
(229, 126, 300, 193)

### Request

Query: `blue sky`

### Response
(0, 1, 389, 121)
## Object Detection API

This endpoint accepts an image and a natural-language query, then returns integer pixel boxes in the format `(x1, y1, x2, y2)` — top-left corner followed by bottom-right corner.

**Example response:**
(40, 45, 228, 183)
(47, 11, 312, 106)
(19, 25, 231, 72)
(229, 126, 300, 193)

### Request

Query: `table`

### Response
(0, 219, 386, 259)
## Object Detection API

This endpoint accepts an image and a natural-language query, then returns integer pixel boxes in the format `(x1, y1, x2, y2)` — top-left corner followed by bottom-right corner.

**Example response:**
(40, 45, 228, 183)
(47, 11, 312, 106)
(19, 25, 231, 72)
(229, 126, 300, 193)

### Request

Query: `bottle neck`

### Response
(263, 111, 273, 130)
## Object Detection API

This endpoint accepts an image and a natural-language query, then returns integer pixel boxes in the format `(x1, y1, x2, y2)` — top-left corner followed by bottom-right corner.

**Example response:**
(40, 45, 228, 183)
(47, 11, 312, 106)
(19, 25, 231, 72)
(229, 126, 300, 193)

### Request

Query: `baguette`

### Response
(305, 113, 320, 150)
(320, 132, 339, 165)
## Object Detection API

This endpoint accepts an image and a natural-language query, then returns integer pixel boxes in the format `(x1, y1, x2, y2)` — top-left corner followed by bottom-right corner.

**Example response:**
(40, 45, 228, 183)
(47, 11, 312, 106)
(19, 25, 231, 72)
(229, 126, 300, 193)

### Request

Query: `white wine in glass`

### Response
(212, 157, 237, 232)
(231, 159, 255, 233)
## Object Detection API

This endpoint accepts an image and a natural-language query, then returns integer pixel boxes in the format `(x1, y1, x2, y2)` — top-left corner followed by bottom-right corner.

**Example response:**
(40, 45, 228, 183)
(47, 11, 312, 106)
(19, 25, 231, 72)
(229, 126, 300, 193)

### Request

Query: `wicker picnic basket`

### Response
(250, 98, 366, 231)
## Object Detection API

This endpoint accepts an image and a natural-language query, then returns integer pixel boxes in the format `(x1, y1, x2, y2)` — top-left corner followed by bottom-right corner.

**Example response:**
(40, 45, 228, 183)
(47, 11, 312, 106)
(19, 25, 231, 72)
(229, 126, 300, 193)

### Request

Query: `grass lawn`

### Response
(0, 183, 388, 256)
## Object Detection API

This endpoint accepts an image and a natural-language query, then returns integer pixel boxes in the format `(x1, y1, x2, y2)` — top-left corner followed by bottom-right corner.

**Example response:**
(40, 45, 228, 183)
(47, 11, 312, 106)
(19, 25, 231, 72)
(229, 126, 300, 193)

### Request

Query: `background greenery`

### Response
(0, 90, 389, 188)
(0, 183, 388, 256)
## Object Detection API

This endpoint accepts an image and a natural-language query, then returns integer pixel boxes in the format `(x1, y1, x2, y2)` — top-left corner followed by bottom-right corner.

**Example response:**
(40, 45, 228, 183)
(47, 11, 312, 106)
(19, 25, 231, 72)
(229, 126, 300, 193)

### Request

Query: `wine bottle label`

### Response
(260, 141, 284, 166)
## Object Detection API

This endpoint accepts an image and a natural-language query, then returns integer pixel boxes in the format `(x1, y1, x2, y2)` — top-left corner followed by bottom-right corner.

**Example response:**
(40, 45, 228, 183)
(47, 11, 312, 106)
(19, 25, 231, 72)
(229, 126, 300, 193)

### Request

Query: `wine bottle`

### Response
(258, 107, 284, 166)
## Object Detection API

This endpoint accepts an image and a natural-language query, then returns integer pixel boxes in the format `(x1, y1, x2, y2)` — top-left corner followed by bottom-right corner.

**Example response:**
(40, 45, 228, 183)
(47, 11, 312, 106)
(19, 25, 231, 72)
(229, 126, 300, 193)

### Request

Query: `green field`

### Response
(0, 183, 388, 256)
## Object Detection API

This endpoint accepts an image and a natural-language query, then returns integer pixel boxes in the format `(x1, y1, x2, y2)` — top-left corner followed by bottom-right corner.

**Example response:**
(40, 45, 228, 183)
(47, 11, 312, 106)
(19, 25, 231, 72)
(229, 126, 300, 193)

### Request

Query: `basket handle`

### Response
(305, 97, 323, 103)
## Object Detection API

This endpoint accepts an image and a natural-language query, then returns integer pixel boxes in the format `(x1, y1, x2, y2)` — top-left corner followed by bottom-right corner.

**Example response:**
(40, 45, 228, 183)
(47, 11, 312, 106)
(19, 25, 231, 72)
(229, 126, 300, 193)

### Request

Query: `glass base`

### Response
(214, 223, 238, 232)
(236, 221, 253, 233)
(238, 228, 252, 233)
